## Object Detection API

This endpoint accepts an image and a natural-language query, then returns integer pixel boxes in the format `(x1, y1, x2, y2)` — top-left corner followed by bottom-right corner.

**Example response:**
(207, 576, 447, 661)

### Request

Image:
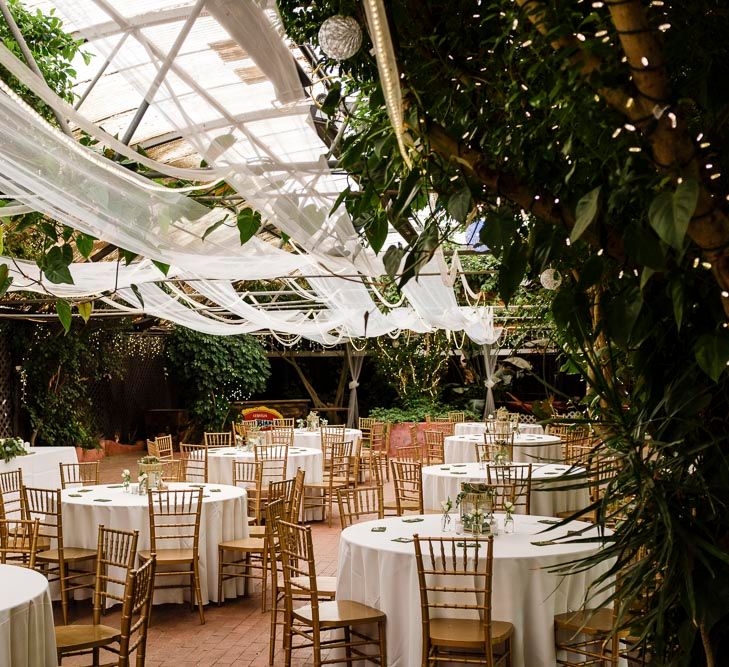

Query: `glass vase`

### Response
(503, 513, 515, 534)
(441, 512, 452, 533)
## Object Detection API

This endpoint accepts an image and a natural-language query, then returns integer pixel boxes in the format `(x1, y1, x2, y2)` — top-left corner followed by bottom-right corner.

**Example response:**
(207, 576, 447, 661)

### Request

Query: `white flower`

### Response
(504, 501, 514, 512)
(441, 498, 452, 512)
(122, 469, 130, 477)
(138, 473, 147, 482)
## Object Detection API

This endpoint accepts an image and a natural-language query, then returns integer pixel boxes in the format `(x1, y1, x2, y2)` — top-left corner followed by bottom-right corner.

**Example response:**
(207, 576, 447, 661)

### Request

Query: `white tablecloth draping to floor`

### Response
(0, 564, 57, 667)
(0, 447, 77, 488)
(444, 433, 563, 464)
(421, 463, 590, 517)
(207, 446, 323, 486)
(337, 514, 612, 667)
(60, 482, 248, 605)
(293, 428, 361, 451)
(454, 421, 544, 436)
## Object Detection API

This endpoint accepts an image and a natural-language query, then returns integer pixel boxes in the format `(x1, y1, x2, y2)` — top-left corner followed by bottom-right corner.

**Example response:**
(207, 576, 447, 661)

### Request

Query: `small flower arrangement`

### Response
(138, 455, 161, 466)
(121, 468, 131, 483)
(495, 407, 510, 422)
(503, 500, 514, 518)
(0, 437, 28, 464)
(503, 500, 515, 533)
(296, 418, 305, 429)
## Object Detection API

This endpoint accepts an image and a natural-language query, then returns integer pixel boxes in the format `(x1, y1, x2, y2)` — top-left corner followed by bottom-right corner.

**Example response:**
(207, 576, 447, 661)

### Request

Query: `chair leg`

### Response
(260, 549, 268, 613)
(268, 596, 278, 665)
(283, 610, 293, 667)
(217, 548, 224, 606)
(59, 562, 70, 626)
(344, 626, 353, 663)
(378, 618, 388, 666)
(193, 559, 205, 625)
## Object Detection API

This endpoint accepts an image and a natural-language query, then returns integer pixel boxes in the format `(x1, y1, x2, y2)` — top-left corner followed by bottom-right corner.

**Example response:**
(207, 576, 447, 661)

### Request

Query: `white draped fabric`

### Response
(346, 345, 365, 428)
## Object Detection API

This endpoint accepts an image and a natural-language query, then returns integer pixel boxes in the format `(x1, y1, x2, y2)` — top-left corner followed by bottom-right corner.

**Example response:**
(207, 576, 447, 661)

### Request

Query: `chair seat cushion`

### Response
(430, 618, 514, 647)
(138, 548, 194, 564)
(37, 547, 96, 562)
(55, 623, 120, 651)
(293, 600, 385, 627)
(218, 537, 265, 552)
(554, 607, 615, 634)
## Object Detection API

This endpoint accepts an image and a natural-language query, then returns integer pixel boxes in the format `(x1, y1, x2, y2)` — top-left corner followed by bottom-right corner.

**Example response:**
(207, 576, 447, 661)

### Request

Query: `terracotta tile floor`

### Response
(57, 452, 390, 666)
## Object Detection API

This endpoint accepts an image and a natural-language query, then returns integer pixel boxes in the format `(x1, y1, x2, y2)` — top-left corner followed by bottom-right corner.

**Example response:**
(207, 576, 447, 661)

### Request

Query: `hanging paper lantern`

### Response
(540, 268, 562, 290)
(318, 15, 362, 60)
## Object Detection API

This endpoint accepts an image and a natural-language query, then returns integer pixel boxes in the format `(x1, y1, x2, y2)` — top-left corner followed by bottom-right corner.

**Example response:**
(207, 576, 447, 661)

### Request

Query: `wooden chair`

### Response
(266, 498, 335, 665)
(139, 488, 205, 624)
(303, 441, 352, 527)
(267, 427, 295, 447)
(337, 486, 384, 529)
(321, 426, 346, 472)
(358, 417, 376, 448)
(204, 432, 233, 448)
(448, 411, 466, 423)
(233, 460, 264, 527)
(369, 450, 390, 488)
(24, 486, 96, 625)
(388, 460, 424, 516)
(362, 422, 389, 483)
(158, 459, 182, 483)
(146, 440, 162, 459)
(289, 468, 306, 524)
(431, 420, 455, 436)
(0, 469, 25, 520)
(278, 520, 387, 666)
(409, 424, 419, 447)
(414, 535, 513, 666)
(59, 462, 100, 489)
(179, 443, 208, 483)
(56, 554, 156, 667)
(272, 418, 295, 428)
(0, 517, 39, 568)
(153, 435, 174, 460)
(486, 464, 533, 514)
(423, 430, 445, 465)
(395, 445, 422, 462)
(217, 514, 268, 610)
(476, 432, 515, 464)
(55, 525, 139, 664)
(255, 443, 289, 485)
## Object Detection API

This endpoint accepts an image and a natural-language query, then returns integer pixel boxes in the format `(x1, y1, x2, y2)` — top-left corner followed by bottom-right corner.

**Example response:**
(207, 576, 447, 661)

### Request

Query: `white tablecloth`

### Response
(444, 433, 562, 464)
(0, 564, 57, 667)
(337, 514, 611, 667)
(0, 447, 77, 488)
(422, 463, 590, 516)
(455, 421, 544, 436)
(207, 446, 323, 485)
(60, 482, 248, 605)
(293, 428, 361, 450)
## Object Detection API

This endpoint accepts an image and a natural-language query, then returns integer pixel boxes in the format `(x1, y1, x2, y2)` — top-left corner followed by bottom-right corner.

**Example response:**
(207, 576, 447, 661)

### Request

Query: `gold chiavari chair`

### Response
(320, 426, 346, 473)
(267, 427, 295, 447)
(278, 520, 387, 666)
(434, 416, 451, 424)
(486, 464, 533, 514)
(59, 462, 100, 489)
(562, 428, 594, 465)
(0, 469, 25, 520)
(255, 443, 289, 485)
(431, 420, 455, 436)
(414, 535, 513, 666)
(476, 431, 515, 464)
(24, 487, 97, 625)
(389, 460, 424, 516)
(395, 445, 422, 462)
(448, 411, 466, 423)
(55, 525, 139, 664)
(303, 441, 352, 527)
(358, 417, 376, 448)
(423, 430, 445, 465)
(272, 418, 295, 428)
(0, 517, 39, 568)
(348, 434, 364, 487)
(363, 421, 389, 483)
(56, 554, 156, 667)
(179, 443, 208, 483)
(153, 435, 174, 460)
(337, 486, 384, 529)
(368, 450, 389, 489)
(146, 440, 161, 459)
(266, 498, 336, 665)
(158, 459, 182, 483)
(289, 468, 306, 524)
(233, 460, 264, 527)
(409, 424, 420, 447)
(203, 432, 233, 448)
(140, 488, 205, 624)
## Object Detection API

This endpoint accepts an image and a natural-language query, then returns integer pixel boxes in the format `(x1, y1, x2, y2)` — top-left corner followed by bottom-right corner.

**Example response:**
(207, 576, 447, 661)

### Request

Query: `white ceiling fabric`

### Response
(0, 0, 501, 345)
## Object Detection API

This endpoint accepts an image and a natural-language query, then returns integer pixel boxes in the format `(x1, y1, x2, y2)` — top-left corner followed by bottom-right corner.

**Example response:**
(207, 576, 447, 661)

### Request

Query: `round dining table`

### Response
(293, 428, 362, 450)
(0, 564, 57, 667)
(60, 482, 248, 605)
(444, 433, 563, 464)
(337, 513, 612, 667)
(454, 421, 544, 437)
(207, 446, 323, 485)
(421, 462, 590, 517)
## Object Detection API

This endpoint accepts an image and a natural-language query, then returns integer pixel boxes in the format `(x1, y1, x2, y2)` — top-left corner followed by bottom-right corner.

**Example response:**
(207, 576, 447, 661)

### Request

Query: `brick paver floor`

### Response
(57, 451, 392, 666)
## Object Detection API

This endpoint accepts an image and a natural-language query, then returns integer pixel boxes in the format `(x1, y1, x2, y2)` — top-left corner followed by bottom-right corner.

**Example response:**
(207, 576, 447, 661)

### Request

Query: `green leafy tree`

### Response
(164, 327, 271, 432)
(278, 0, 729, 662)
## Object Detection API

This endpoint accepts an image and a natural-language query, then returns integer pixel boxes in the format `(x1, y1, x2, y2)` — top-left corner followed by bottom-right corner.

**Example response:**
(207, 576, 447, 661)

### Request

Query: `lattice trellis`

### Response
(0, 336, 13, 437)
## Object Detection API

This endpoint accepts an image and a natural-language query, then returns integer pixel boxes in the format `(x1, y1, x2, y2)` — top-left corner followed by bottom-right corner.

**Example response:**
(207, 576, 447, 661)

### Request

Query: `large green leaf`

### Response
(0, 263, 11, 297)
(152, 261, 170, 276)
(498, 239, 528, 304)
(75, 233, 95, 259)
(670, 280, 686, 331)
(695, 333, 729, 382)
(365, 216, 388, 254)
(383, 245, 404, 279)
(56, 299, 72, 333)
(447, 186, 472, 223)
(236, 208, 261, 245)
(41, 246, 74, 284)
(479, 213, 519, 257)
(570, 186, 601, 243)
(77, 301, 93, 323)
(648, 179, 699, 250)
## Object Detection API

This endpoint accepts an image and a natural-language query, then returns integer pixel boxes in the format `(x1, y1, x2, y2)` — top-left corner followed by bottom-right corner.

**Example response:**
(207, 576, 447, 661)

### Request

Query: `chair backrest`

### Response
(203, 432, 233, 448)
(476, 431, 515, 463)
(434, 416, 451, 423)
(179, 443, 208, 483)
(117, 554, 156, 667)
(272, 418, 295, 428)
(430, 420, 455, 436)
(369, 450, 389, 486)
(447, 411, 465, 423)
(0, 469, 24, 520)
(289, 468, 306, 523)
(59, 462, 99, 489)
(414, 535, 496, 666)
(23, 486, 62, 546)
(358, 417, 375, 444)
(486, 464, 532, 514)
(408, 424, 419, 446)
(337, 486, 384, 529)
(158, 459, 182, 483)
(277, 520, 319, 618)
(266, 427, 294, 447)
(264, 497, 287, 588)
(423, 430, 445, 464)
(268, 477, 295, 512)
(154, 435, 174, 460)
(395, 445, 421, 462)
(321, 425, 346, 456)
(391, 460, 423, 515)
(147, 489, 203, 554)
(233, 460, 263, 523)
(92, 525, 139, 624)
(254, 443, 288, 484)
(232, 421, 246, 437)
(147, 440, 161, 459)
(370, 422, 388, 452)
(328, 441, 353, 482)
(0, 517, 39, 568)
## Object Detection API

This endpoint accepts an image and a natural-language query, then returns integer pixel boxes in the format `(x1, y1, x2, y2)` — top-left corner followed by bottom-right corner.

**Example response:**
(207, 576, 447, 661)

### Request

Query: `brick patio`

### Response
(57, 451, 367, 666)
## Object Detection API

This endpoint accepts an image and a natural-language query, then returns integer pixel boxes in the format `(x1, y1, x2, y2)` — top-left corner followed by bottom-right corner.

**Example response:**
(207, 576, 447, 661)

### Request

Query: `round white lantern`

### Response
(318, 15, 362, 60)
(540, 268, 562, 290)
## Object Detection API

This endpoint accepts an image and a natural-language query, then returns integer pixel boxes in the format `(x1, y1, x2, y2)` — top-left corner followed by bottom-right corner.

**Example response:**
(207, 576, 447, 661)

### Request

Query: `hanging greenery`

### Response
(164, 326, 271, 432)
